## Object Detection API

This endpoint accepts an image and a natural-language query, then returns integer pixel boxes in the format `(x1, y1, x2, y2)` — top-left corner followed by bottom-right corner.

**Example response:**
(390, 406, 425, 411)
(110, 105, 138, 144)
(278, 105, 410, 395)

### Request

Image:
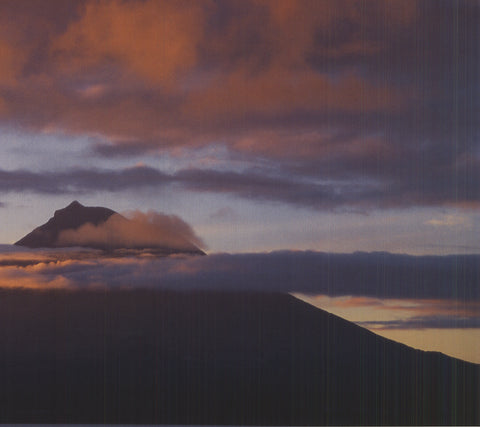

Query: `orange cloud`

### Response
(57, 211, 205, 252)
(332, 296, 385, 308)
(0, 0, 477, 212)
(1, 0, 415, 158)
(264, 0, 418, 65)
(185, 68, 405, 121)
(46, 0, 410, 141)
(0, 37, 25, 86)
(0, 265, 71, 289)
(333, 296, 480, 319)
(297, 293, 480, 331)
(52, 0, 206, 87)
(384, 299, 480, 319)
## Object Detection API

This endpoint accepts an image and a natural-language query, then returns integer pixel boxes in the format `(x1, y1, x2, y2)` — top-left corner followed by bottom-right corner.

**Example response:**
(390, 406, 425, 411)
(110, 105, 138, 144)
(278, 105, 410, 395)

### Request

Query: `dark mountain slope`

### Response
(14, 201, 115, 248)
(0, 289, 477, 425)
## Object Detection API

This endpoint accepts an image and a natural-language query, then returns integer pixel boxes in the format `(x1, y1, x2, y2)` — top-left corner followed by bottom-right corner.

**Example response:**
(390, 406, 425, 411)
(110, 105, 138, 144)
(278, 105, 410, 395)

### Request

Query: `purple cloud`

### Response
(0, 248, 478, 301)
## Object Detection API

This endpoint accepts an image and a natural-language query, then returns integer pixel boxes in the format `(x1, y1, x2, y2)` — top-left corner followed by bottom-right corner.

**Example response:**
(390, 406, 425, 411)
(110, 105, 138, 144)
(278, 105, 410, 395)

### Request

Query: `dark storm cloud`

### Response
(175, 168, 345, 208)
(0, 165, 384, 209)
(0, 0, 479, 210)
(93, 141, 158, 157)
(0, 162, 478, 210)
(0, 166, 170, 194)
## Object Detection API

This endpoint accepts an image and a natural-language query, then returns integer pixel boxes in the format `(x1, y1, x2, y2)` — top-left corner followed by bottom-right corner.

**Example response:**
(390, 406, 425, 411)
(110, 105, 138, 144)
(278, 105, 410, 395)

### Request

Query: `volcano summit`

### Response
(15, 201, 205, 255)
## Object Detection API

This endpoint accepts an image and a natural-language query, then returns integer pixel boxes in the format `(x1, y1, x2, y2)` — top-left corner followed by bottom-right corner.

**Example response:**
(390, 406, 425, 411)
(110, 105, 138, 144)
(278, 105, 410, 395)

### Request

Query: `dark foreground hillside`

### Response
(0, 289, 478, 425)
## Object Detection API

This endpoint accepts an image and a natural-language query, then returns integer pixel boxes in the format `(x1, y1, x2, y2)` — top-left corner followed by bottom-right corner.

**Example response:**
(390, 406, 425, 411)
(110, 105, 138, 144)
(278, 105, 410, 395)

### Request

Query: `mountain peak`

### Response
(15, 202, 205, 255)
(16, 202, 116, 249)
(54, 200, 85, 217)
(67, 200, 83, 209)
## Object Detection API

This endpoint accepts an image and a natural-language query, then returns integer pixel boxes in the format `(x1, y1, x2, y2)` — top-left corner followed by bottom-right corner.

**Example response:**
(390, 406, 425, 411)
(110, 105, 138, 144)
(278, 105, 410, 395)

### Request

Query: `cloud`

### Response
(1, 248, 478, 329)
(427, 214, 472, 228)
(0, 166, 170, 194)
(57, 211, 206, 251)
(208, 207, 238, 222)
(1, 163, 477, 211)
(0, 37, 25, 86)
(0, 161, 479, 211)
(52, 0, 205, 87)
(0, 248, 478, 301)
(357, 316, 480, 330)
(0, 165, 368, 209)
(0, 164, 417, 210)
(0, 0, 478, 211)
(296, 293, 480, 331)
(5, 246, 478, 330)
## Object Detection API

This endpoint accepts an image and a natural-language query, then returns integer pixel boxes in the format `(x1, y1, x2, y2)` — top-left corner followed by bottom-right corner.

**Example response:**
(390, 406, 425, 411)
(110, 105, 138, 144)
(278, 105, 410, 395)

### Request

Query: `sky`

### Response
(0, 0, 479, 363)
(0, 0, 479, 253)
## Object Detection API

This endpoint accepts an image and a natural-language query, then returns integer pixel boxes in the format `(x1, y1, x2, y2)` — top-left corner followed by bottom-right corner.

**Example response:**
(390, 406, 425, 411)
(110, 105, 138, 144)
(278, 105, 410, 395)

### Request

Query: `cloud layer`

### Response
(2, 163, 477, 210)
(0, 247, 477, 298)
(0, 0, 478, 211)
(1, 248, 478, 330)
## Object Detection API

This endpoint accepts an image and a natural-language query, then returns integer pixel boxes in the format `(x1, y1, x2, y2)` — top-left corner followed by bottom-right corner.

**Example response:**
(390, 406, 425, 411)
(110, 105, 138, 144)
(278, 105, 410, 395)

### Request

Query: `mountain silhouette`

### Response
(14, 201, 116, 248)
(14, 201, 205, 254)
(0, 289, 477, 425)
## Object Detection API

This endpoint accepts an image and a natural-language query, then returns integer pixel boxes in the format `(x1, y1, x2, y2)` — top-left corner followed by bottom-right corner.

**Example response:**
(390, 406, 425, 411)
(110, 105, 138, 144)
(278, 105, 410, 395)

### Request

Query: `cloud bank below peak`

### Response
(0, 248, 478, 332)
(0, 248, 478, 300)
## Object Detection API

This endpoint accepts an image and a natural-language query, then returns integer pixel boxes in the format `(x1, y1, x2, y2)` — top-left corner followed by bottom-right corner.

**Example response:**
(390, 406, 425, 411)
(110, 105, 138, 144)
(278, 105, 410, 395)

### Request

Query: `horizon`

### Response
(8, 199, 480, 256)
(5, 198, 480, 256)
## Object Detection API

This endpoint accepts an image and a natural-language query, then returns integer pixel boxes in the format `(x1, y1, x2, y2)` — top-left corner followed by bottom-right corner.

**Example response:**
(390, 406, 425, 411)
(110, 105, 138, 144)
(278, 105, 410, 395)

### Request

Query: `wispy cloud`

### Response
(296, 293, 480, 331)
(357, 316, 480, 330)
(208, 207, 239, 222)
(426, 214, 472, 228)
